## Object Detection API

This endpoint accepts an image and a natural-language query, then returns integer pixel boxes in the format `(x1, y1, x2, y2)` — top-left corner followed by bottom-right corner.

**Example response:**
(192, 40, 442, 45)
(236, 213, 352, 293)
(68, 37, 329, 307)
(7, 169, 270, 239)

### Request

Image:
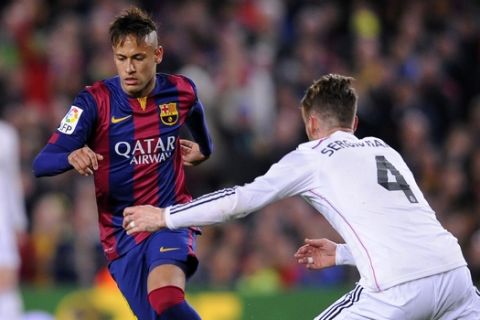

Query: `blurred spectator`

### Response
(29, 193, 71, 285)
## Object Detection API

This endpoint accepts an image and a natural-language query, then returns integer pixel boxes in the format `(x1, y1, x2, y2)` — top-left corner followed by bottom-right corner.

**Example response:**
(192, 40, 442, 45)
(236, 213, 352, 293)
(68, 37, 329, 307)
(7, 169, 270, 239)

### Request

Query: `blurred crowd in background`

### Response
(1, 0, 480, 295)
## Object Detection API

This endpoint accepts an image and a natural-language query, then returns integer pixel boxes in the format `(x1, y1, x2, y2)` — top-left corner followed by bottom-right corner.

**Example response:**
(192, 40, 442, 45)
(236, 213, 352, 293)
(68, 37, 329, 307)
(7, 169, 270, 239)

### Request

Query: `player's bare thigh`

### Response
(147, 264, 186, 293)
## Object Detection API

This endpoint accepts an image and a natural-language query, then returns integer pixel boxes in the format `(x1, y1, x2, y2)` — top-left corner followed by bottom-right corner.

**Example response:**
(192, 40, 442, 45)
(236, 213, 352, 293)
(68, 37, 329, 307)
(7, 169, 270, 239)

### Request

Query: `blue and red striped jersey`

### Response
(33, 73, 213, 261)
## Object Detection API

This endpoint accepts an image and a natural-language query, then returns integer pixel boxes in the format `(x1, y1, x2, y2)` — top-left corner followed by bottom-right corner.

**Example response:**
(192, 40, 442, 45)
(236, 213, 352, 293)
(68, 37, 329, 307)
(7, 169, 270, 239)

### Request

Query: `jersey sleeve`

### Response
(32, 90, 98, 177)
(165, 149, 316, 229)
(335, 243, 356, 266)
(184, 78, 213, 157)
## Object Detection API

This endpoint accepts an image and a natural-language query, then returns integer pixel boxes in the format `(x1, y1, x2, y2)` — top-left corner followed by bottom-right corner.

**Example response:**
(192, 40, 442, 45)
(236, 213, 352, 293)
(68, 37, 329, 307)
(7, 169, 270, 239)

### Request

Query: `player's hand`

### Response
(294, 238, 337, 270)
(180, 139, 207, 166)
(122, 205, 167, 235)
(68, 146, 104, 176)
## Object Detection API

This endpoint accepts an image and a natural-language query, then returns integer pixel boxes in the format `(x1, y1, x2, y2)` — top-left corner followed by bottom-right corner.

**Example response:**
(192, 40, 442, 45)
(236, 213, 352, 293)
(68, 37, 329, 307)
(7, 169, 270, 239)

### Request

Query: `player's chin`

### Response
(122, 83, 143, 95)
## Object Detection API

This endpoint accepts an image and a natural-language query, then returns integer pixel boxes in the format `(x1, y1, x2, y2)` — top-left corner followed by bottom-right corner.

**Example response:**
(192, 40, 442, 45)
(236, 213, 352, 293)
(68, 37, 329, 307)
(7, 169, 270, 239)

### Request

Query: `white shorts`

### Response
(314, 266, 480, 320)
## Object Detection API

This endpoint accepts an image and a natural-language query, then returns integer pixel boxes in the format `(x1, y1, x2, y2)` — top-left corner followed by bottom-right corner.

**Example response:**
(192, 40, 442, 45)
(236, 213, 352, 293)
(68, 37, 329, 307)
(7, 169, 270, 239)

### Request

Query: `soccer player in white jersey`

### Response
(122, 74, 480, 319)
(0, 120, 27, 319)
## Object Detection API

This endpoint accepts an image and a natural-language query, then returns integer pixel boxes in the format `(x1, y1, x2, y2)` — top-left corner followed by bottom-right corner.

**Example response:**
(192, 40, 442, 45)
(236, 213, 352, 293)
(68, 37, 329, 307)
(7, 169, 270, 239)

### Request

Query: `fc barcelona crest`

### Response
(159, 102, 178, 125)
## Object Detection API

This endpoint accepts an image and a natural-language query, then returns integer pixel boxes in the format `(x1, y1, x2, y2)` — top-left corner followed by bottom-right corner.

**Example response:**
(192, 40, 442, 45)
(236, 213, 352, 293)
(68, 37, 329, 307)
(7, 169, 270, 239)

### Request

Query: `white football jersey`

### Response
(166, 131, 466, 291)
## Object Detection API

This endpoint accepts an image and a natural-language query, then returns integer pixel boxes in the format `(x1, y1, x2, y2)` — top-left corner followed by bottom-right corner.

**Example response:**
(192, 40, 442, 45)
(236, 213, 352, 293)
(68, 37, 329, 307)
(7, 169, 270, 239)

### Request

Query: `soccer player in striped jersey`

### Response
(33, 7, 212, 320)
(123, 74, 480, 319)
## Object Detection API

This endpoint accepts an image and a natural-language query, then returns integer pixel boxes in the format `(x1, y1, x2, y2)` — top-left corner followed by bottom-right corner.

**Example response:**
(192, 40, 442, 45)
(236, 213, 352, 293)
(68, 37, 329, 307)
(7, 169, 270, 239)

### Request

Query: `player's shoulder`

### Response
(159, 72, 194, 83)
(64, 79, 113, 116)
(359, 135, 390, 146)
(280, 140, 319, 164)
(298, 138, 331, 150)
(158, 73, 198, 103)
(77, 77, 120, 108)
(159, 73, 197, 93)
(86, 76, 118, 95)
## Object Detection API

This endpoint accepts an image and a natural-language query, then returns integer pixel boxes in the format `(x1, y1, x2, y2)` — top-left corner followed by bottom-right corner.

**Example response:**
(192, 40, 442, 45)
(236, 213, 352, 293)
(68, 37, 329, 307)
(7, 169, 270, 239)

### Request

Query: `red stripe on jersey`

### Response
(173, 142, 191, 204)
(168, 75, 195, 124)
(48, 132, 59, 144)
(131, 97, 160, 244)
(88, 82, 119, 260)
(168, 75, 194, 204)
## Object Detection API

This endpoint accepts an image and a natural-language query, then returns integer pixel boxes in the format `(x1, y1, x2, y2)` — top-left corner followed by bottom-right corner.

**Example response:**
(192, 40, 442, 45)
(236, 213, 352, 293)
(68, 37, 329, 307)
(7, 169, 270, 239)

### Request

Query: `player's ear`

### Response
(353, 115, 359, 132)
(154, 46, 163, 64)
(306, 114, 318, 140)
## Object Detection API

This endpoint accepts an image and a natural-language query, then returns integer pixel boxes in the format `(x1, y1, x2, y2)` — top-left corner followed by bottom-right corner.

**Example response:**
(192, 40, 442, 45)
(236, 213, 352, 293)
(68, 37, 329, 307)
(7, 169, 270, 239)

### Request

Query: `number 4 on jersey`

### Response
(375, 155, 418, 203)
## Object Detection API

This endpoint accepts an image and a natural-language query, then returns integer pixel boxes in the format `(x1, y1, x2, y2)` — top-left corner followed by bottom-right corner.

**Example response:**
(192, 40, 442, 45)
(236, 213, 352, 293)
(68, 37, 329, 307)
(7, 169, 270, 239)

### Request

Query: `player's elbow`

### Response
(32, 153, 57, 177)
(32, 156, 45, 177)
(200, 143, 213, 159)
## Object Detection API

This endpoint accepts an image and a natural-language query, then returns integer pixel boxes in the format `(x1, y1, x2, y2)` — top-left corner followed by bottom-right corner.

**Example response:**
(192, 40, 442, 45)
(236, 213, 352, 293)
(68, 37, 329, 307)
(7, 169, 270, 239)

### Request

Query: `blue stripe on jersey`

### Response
(103, 78, 136, 215)
(154, 76, 182, 207)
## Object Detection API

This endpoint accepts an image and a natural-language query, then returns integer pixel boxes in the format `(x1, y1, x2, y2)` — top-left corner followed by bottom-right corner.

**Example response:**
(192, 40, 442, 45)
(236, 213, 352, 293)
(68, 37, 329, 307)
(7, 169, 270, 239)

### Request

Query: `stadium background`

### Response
(1, 0, 479, 318)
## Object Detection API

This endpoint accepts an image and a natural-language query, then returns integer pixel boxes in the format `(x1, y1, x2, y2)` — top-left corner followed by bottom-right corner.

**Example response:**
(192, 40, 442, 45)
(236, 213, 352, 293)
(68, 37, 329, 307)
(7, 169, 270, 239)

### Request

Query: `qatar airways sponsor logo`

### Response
(114, 136, 176, 165)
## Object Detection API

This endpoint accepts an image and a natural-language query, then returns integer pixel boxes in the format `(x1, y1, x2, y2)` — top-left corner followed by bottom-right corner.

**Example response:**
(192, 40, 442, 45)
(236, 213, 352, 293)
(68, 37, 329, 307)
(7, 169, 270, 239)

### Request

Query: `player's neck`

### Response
(142, 76, 156, 97)
(327, 127, 354, 135)
(315, 127, 354, 140)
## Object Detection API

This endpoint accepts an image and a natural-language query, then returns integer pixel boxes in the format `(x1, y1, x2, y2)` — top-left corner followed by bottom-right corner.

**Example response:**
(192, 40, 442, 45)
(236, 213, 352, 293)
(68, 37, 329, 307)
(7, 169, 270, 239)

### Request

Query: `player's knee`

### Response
(148, 285, 185, 315)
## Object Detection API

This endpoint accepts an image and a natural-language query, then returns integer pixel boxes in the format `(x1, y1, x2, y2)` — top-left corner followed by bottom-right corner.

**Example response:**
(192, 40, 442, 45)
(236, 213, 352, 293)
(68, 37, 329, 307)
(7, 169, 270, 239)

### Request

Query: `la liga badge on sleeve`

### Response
(58, 105, 83, 135)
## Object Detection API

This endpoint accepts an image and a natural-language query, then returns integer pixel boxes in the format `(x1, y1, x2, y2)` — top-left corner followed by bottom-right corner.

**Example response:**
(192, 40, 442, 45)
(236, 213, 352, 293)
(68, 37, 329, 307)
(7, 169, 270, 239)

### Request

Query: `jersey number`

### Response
(375, 156, 418, 203)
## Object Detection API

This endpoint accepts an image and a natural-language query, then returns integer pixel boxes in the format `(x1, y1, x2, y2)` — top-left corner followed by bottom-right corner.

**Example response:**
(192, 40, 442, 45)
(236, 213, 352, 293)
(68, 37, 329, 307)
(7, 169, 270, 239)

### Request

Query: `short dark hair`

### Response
(301, 74, 357, 127)
(109, 7, 157, 47)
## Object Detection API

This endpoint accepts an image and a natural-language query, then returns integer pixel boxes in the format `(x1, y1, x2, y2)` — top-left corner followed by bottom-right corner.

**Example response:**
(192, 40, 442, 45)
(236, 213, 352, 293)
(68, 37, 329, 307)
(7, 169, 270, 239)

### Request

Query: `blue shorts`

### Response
(108, 228, 199, 319)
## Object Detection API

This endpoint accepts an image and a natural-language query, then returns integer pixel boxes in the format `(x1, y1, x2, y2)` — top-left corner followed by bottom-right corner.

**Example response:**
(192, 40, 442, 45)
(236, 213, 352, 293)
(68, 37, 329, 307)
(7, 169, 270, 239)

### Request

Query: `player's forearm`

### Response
(164, 184, 273, 229)
(186, 103, 213, 157)
(32, 144, 72, 177)
(336, 243, 356, 266)
(165, 188, 242, 229)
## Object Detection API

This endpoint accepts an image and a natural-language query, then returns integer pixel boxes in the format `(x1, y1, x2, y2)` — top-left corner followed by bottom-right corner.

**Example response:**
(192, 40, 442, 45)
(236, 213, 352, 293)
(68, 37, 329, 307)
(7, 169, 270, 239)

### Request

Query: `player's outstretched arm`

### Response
(179, 139, 207, 166)
(294, 238, 338, 270)
(68, 146, 104, 176)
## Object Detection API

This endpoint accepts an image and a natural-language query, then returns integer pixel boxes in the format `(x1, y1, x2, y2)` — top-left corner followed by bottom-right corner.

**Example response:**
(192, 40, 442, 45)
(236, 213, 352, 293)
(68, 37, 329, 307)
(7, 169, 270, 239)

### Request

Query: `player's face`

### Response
(113, 33, 163, 97)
